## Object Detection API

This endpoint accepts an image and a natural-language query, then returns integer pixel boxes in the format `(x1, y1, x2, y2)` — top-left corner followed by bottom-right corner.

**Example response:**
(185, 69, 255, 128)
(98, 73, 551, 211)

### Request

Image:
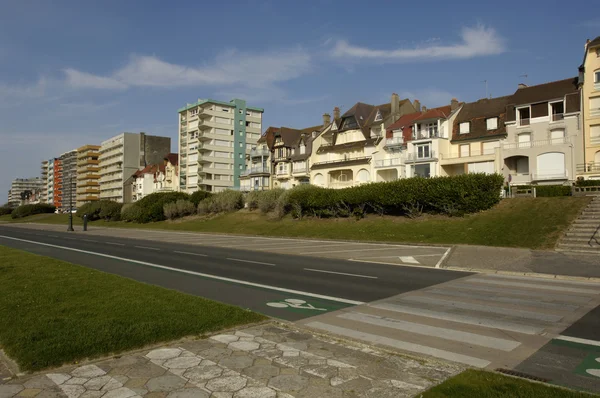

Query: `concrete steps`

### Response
(557, 197, 600, 254)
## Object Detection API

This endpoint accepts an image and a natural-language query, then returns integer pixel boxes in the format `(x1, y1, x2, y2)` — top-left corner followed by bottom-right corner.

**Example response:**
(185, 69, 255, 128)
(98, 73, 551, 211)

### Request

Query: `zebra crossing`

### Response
(299, 273, 600, 370)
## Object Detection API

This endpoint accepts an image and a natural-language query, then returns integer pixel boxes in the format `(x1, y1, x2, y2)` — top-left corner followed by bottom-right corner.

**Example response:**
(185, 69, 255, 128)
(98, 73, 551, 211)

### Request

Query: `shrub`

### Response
(0, 206, 13, 216)
(76, 201, 121, 221)
(211, 190, 244, 213)
(176, 199, 196, 217)
(11, 203, 56, 219)
(190, 190, 213, 206)
(576, 179, 600, 187)
(164, 202, 178, 220)
(257, 188, 285, 214)
(535, 185, 572, 197)
(274, 189, 293, 219)
(245, 191, 261, 210)
(133, 192, 190, 223)
(197, 197, 214, 215)
(121, 204, 143, 222)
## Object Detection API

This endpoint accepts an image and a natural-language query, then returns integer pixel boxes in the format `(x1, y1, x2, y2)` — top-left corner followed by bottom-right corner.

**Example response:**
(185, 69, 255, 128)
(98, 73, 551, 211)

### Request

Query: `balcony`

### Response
(250, 148, 270, 158)
(503, 137, 569, 150)
(311, 156, 370, 167)
(384, 137, 404, 147)
(405, 151, 437, 163)
(591, 108, 600, 118)
(531, 171, 568, 181)
(276, 169, 290, 178)
(375, 158, 402, 168)
(413, 130, 440, 140)
(577, 162, 600, 174)
(330, 181, 354, 188)
(241, 166, 270, 176)
(507, 173, 531, 184)
(292, 166, 308, 175)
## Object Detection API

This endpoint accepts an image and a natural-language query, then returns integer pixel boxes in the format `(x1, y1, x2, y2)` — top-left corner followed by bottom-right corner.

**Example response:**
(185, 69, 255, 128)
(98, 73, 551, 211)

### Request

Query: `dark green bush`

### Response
(284, 174, 504, 219)
(190, 190, 213, 206)
(98, 201, 123, 221)
(534, 185, 572, 197)
(575, 179, 600, 187)
(211, 190, 244, 213)
(133, 192, 190, 223)
(0, 206, 13, 216)
(11, 203, 56, 219)
(121, 204, 144, 222)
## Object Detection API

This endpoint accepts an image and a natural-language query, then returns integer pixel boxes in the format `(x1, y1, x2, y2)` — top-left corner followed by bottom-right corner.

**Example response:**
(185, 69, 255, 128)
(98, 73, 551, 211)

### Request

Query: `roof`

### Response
(451, 96, 511, 142)
(385, 112, 422, 141)
(589, 36, 600, 49)
(133, 164, 158, 177)
(413, 105, 453, 121)
(164, 153, 178, 166)
(178, 98, 264, 113)
(509, 77, 578, 105)
(340, 102, 375, 132)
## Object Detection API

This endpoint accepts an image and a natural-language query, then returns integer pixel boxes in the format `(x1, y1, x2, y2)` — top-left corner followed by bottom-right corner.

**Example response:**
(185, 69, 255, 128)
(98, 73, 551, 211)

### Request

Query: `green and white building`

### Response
(178, 98, 264, 193)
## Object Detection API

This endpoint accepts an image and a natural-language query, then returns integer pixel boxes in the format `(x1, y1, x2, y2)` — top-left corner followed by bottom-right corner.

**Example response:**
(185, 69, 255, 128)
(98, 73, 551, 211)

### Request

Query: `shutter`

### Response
(482, 141, 500, 155)
(460, 144, 470, 157)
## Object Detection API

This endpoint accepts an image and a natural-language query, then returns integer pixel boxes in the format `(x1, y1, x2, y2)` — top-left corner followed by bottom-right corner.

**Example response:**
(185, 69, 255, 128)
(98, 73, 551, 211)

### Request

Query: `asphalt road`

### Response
(0, 225, 469, 321)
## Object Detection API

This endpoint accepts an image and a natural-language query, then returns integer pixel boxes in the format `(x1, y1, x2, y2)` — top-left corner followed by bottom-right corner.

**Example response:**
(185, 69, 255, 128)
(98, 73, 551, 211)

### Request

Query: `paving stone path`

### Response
(0, 323, 463, 398)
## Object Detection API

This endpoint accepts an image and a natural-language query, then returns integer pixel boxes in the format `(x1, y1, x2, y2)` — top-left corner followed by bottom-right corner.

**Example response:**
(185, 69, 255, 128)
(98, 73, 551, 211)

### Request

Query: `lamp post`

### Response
(67, 172, 74, 232)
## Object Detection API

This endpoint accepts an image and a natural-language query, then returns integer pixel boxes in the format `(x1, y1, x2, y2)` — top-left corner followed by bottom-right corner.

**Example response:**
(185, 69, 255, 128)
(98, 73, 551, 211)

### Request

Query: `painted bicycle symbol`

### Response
(586, 357, 600, 378)
(266, 298, 327, 311)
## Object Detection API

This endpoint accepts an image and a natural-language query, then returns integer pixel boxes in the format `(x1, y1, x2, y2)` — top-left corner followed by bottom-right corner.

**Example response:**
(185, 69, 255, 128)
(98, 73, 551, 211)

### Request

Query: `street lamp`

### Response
(67, 172, 74, 232)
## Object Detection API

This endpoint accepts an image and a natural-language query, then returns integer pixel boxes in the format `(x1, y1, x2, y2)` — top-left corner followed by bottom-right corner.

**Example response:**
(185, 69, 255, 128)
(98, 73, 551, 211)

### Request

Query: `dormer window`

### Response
(300, 144, 306, 154)
(486, 117, 498, 130)
(374, 110, 383, 122)
(459, 122, 470, 134)
(342, 117, 358, 130)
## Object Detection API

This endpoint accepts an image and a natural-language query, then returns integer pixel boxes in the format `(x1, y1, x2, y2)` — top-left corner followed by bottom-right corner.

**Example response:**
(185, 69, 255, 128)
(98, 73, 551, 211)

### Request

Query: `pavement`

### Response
(0, 323, 464, 398)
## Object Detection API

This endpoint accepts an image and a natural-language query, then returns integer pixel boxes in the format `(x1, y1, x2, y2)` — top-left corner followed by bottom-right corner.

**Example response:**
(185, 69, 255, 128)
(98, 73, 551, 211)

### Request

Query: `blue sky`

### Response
(0, 0, 598, 199)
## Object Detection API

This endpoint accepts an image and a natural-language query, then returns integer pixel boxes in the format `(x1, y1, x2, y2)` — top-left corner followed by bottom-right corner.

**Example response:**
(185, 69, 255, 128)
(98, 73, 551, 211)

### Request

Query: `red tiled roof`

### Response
(385, 112, 422, 140)
(164, 153, 178, 166)
(413, 105, 453, 121)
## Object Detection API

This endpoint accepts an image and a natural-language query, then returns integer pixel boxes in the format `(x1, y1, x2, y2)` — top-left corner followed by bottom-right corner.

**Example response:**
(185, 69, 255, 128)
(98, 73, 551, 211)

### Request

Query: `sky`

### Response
(1, 0, 598, 199)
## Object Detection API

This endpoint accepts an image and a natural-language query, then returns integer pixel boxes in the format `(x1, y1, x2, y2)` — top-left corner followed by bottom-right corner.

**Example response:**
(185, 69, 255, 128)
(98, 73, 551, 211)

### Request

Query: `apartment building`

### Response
(40, 160, 49, 203)
(45, 159, 56, 206)
(310, 94, 415, 188)
(76, 145, 101, 208)
(240, 134, 271, 191)
(178, 98, 264, 193)
(578, 36, 600, 179)
(99, 132, 171, 203)
(503, 78, 582, 185)
(7, 177, 44, 205)
(404, 100, 462, 178)
(57, 150, 78, 211)
(442, 96, 509, 176)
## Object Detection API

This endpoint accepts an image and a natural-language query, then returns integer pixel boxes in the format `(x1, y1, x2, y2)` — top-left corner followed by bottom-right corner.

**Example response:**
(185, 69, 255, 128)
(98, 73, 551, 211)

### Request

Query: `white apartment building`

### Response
(178, 98, 263, 193)
(7, 177, 44, 205)
(99, 132, 171, 203)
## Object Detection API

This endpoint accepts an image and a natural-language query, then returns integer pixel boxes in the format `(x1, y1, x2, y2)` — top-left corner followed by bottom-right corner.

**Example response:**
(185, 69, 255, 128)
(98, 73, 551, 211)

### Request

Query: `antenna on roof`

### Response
(519, 74, 528, 82)
(481, 80, 488, 99)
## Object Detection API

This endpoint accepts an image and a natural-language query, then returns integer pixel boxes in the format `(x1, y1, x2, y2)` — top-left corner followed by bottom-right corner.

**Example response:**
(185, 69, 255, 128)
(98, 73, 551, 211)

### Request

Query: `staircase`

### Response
(557, 196, 600, 253)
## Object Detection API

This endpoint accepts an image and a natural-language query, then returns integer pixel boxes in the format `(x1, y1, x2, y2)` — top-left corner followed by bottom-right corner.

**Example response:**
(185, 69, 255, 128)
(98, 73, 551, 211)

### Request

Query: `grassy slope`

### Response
(5, 197, 591, 249)
(422, 369, 598, 398)
(0, 245, 266, 371)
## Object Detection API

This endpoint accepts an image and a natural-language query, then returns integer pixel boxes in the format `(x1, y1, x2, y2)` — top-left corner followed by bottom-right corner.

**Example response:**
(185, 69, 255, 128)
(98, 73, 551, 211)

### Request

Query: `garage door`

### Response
(468, 161, 495, 174)
(536, 152, 565, 178)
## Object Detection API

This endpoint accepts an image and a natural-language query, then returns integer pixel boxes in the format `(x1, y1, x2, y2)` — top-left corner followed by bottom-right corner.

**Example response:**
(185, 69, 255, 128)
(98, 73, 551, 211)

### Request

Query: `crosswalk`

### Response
(300, 274, 600, 370)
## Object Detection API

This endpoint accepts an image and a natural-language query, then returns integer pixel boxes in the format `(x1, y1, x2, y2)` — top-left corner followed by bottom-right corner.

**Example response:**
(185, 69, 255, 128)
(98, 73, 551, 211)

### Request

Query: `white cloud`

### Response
(64, 68, 128, 90)
(332, 25, 505, 61)
(399, 88, 455, 108)
(64, 47, 312, 90)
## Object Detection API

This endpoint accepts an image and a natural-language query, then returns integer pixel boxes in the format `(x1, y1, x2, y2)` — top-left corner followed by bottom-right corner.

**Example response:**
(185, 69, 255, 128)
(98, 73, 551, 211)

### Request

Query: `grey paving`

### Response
(1, 323, 464, 398)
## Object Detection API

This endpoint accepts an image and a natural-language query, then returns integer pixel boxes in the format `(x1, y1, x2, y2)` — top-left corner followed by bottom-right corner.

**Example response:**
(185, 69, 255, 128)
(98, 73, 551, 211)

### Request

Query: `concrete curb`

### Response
(444, 266, 600, 283)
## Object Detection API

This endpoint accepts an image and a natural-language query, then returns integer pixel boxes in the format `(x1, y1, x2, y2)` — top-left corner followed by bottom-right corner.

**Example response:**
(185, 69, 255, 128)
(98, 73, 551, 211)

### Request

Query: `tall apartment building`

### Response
(178, 98, 264, 193)
(99, 132, 171, 203)
(57, 150, 78, 211)
(7, 177, 44, 205)
(76, 145, 101, 208)
(578, 36, 600, 179)
(40, 160, 49, 203)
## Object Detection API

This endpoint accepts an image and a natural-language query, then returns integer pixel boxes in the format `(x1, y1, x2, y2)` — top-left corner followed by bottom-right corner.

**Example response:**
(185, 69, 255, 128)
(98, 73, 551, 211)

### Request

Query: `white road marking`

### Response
(304, 268, 378, 279)
(305, 321, 491, 368)
(173, 250, 208, 257)
(226, 258, 275, 266)
(348, 258, 471, 272)
(0, 235, 363, 305)
(435, 248, 452, 269)
(81, 239, 98, 243)
(464, 277, 599, 295)
(134, 245, 160, 251)
(48, 235, 58, 237)
(338, 312, 521, 351)
(399, 256, 420, 264)
(63, 237, 77, 240)
(106, 242, 125, 246)
(556, 335, 600, 347)
(304, 247, 409, 255)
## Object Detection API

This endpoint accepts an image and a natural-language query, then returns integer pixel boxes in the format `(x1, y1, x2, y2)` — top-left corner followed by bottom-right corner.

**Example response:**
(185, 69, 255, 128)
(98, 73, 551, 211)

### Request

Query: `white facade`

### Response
(131, 173, 155, 202)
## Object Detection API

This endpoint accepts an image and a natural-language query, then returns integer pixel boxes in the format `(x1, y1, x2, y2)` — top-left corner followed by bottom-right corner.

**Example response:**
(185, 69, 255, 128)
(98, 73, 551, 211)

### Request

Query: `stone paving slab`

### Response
(0, 322, 463, 398)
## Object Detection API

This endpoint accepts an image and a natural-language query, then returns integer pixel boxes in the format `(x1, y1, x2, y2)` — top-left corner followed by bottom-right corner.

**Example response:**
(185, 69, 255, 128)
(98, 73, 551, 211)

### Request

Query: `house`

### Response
(404, 100, 462, 178)
(443, 96, 510, 176)
(310, 94, 415, 188)
(503, 78, 582, 185)
(578, 36, 600, 179)
(240, 132, 272, 191)
(131, 165, 159, 202)
(154, 153, 179, 192)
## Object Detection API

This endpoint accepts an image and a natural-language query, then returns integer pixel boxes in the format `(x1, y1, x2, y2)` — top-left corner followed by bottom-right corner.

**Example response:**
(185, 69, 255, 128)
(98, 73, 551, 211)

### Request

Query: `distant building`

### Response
(8, 177, 44, 206)
(578, 36, 600, 179)
(76, 145, 101, 208)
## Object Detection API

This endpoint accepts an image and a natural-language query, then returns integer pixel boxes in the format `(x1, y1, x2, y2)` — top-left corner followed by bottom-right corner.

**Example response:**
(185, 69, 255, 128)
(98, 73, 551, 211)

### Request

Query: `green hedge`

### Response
(0, 206, 13, 216)
(126, 192, 190, 223)
(76, 201, 123, 221)
(535, 185, 572, 197)
(576, 179, 600, 187)
(190, 190, 213, 206)
(285, 174, 504, 218)
(11, 203, 56, 219)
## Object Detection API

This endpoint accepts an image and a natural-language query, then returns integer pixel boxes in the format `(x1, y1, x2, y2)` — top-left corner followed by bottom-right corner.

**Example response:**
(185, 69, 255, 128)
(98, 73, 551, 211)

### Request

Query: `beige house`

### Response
(76, 145, 101, 208)
(578, 36, 600, 179)
(503, 78, 582, 185)
(154, 154, 180, 192)
(310, 94, 415, 188)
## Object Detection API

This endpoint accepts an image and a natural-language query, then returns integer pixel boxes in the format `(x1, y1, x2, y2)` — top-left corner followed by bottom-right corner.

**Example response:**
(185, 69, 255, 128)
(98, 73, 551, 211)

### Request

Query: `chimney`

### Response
(333, 107, 340, 120)
(451, 98, 459, 111)
(391, 93, 400, 115)
(422, 105, 427, 113)
(413, 99, 421, 112)
(586, 38, 591, 49)
(518, 83, 528, 89)
(322, 113, 331, 127)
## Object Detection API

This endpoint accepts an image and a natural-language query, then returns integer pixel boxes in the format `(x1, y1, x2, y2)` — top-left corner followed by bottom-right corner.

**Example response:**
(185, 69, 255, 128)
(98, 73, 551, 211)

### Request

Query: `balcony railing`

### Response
(375, 158, 402, 168)
(442, 149, 496, 159)
(576, 163, 600, 173)
(292, 166, 308, 174)
(405, 151, 437, 162)
(507, 173, 531, 184)
(250, 148, 270, 157)
(518, 118, 530, 126)
(241, 166, 270, 176)
(384, 137, 404, 147)
(330, 181, 354, 188)
(590, 136, 600, 145)
(312, 156, 370, 166)
(551, 113, 564, 122)
(413, 131, 440, 140)
(503, 137, 569, 150)
(531, 171, 568, 181)
(590, 108, 600, 117)
(276, 169, 290, 176)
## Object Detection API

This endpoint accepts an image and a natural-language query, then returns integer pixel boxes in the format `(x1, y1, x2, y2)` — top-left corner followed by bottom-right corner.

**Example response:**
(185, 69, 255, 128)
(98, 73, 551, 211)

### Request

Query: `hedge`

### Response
(284, 174, 504, 219)
(126, 192, 190, 223)
(0, 206, 13, 216)
(76, 201, 123, 221)
(11, 203, 56, 219)
(510, 185, 572, 197)
(576, 179, 600, 187)
(164, 199, 196, 220)
(190, 190, 213, 206)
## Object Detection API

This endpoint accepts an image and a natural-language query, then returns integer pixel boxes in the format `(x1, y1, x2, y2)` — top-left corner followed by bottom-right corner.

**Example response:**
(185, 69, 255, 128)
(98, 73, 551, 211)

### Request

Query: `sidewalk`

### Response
(0, 322, 462, 398)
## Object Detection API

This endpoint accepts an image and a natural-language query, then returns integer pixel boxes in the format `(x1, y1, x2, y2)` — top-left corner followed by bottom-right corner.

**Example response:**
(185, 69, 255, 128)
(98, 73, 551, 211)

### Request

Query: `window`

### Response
(459, 122, 470, 134)
(414, 164, 431, 178)
(590, 97, 600, 116)
(357, 169, 370, 183)
(341, 117, 358, 130)
(246, 121, 250, 127)
(239, 120, 243, 126)
(518, 107, 530, 126)
(595, 70, 600, 83)
(550, 129, 565, 144)
(517, 133, 531, 148)
(300, 144, 306, 155)
(415, 144, 431, 159)
(486, 117, 498, 130)
(221, 108, 230, 113)
(189, 109, 198, 116)
(460, 144, 470, 157)
(482, 140, 500, 155)
(550, 102, 564, 121)
(215, 117, 231, 125)
(418, 122, 438, 138)
(239, 130, 243, 136)
(239, 109, 243, 114)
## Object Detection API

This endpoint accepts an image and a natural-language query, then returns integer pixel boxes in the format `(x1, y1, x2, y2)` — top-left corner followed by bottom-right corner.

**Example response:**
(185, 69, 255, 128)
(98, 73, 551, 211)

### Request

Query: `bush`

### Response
(257, 189, 285, 214)
(76, 201, 122, 221)
(121, 204, 143, 222)
(164, 202, 178, 220)
(164, 199, 196, 220)
(274, 189, 293, 219)
(576, 179, 600, 187)
(211, 190, 244, 213)
(0, 206, 13, 216)
(190, 190, 213, 206)
(197, 197, 214, 215)
(245, 191, 261, 210)
(11, 203, 56, 219)
(133, 192, 190, 223)
(535, 185, 572, 197)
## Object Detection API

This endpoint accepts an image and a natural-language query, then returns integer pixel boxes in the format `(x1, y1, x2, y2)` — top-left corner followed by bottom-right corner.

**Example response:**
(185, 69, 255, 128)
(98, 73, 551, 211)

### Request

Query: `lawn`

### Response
(421, 369, 598, 397)
(0, 245, 266, 371)
(5, 197, 591, 249)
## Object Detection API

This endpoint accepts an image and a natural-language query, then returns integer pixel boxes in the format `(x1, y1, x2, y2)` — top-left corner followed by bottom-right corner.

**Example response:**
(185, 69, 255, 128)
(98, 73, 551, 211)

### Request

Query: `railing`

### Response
(573, 186, 600, 195)
(276, 169, 290, 176)
(507, 173, 531, 184)
(312, 156, 370, 166)
(590, 136, 600, 145)
(503, 137, 569, 150)
(405, 151, 437, 162)
(551, 113, 564, 122)
(330, 181, 354, 188)
(250, 148, 270, 157)
(518, 118, 530, 126)
(385, 137, 404, 146)
(375, 158, 402, 168)
(414, 131, 439, 140)
(531, 171, 568, 181)
(576, 163, 600, 173)
(292, 166, 308, 174)
(241, 166, 270, 176)
(442, 150, 496, 159)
